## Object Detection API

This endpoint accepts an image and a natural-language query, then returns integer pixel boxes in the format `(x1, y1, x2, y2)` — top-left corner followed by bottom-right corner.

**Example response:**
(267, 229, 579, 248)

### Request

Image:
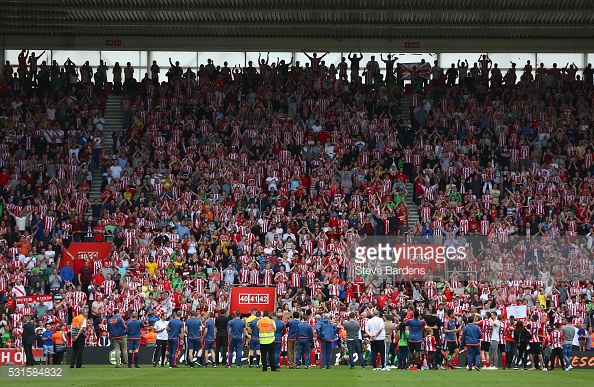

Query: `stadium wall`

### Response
(1, 35, 593, 53)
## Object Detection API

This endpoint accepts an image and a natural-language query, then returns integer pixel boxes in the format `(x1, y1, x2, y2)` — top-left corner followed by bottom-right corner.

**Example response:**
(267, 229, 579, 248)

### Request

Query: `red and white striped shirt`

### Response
(528, 321, 541, 343)
(290, 271, 301, 288)
(548, 330, 563, 349)
(423, 335, 437, 352)
(477, 319, 493, 342)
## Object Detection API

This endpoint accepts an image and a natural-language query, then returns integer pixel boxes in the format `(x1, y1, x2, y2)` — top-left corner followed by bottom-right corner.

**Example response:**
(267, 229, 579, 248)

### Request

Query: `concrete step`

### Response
(85, 92, 123, 216)
(404, 182, 418, 228)
(400, 96, 411, 121)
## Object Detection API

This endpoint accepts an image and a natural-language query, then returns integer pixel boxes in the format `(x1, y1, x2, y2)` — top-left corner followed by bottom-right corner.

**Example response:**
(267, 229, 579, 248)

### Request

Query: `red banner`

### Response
(0, 349, 43, 365)
(60, 242, 112, 272)
(17, 295, 53, 310)
(228, 286, 277, 315)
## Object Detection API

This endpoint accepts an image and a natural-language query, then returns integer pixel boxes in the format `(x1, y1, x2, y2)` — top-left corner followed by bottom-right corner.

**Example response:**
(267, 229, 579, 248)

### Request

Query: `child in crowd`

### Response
(578, 324, 587, 351)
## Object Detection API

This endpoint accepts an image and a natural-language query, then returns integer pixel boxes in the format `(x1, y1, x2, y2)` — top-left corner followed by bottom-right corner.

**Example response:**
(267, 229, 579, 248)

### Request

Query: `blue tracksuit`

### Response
(248, 318, 260, 350)
(273, 318, 286, 366)
(125, 319, 144, 351)
(316, 318, 336, 368)
(296, 322, 313, 367)
(185, 317, 203, 350)
(203, 319, 216, 350)
(286, 319, 300, 340)
(227, 318, 245, 366)
(125, 319, 143, 339)
(167, 318, 185, 367)
(107, 314, 126, 339)
(462, 323, 483, 368)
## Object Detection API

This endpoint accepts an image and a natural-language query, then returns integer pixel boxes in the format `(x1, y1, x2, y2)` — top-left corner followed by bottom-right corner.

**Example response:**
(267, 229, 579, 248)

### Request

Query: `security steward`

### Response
(257, 310, 278, 372)
(70, 308, 89, 368)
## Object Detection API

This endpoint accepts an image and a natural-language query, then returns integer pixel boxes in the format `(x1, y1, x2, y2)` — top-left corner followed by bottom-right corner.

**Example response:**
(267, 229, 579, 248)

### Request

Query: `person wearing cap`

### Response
(23, 312, 36, 366)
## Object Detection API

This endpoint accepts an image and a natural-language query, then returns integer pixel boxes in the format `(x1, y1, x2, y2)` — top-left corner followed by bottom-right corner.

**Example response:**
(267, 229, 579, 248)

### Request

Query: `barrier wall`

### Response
(0, 349, 44, 365)
(14, 346, 589, 369)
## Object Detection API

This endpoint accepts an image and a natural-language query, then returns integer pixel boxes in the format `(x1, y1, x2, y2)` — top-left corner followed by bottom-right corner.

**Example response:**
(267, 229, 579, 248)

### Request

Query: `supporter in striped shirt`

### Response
(547, 323, 565, 371)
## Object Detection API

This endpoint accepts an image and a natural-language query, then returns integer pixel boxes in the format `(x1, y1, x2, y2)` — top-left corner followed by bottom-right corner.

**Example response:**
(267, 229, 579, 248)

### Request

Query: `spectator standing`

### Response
(548, 323, 565, 371)
(365, 310, 388, 371)
(383, 314, 396, 367)
(42, 323, 55, 364)
(348, 50, 363, 80)
(561, 318, 575, 371)
(344, 312, 365, 369)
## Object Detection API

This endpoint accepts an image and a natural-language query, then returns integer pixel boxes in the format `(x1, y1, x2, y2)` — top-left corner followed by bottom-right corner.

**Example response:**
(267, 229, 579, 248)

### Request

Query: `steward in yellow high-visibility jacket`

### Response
(257, 310, 279, 371)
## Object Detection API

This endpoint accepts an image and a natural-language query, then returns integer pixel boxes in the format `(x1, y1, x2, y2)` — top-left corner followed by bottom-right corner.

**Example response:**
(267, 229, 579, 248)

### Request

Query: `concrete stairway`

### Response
(405, 182, 419, 228)
(400, 95, 411, 122)
(85, 94, 123, 217)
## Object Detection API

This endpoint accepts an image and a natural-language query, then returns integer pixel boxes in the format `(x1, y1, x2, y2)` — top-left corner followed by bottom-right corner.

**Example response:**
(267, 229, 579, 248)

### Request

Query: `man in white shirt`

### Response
(365, 310, 389, 370)
(93, 112, 105, 131)
(282, 231, 296, 242)
(13, 278, 27, 297)
(311, 120, 322, 133)
(266, 175, 278, 191)
(109, 160, 123, 180)
(68, 144, 82, 160)
(19, 252, 35, 270)
(152, 313, 169, 367)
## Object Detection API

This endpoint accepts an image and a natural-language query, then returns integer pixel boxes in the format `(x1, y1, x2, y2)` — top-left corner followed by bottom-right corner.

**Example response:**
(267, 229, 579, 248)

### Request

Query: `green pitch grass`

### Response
(1, 365, 591, 387)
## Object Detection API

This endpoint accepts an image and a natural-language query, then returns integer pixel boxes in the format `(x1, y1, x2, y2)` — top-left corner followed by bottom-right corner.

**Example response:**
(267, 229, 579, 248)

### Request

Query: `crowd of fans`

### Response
(0, 49, 593, 363)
